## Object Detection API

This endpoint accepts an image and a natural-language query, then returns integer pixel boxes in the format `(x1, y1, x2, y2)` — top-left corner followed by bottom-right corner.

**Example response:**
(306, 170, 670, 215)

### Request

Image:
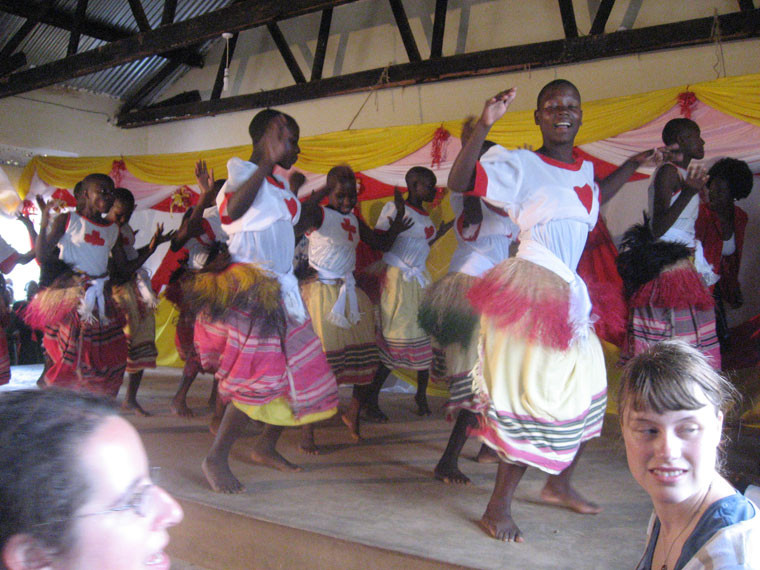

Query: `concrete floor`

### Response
(5, 365, 656, 569)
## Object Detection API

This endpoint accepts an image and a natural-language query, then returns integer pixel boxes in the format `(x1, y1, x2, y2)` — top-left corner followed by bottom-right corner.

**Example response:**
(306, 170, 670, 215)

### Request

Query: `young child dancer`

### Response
(195, 110, 338, 493)
(24, 174, 128, 396)
(107, 187, 172, 415)
(694, 158, 754, 351)
(364, 166, 451, 420)
(299, 165, 410, 442)
(448, 80, 664, 541)
(617, 118, 721, 368)
(168, 161, 227, 419)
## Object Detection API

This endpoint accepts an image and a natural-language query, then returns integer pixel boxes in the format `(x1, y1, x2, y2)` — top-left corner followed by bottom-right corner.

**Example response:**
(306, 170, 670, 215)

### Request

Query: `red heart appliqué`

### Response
(285, 197, 298, 219)
(424, 226, 435, 239)
(573, 184, 593, 214)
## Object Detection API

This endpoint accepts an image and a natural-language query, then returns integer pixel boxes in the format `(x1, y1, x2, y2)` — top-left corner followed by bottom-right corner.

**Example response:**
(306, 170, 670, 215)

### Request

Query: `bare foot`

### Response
(414, 393, 432, 416)
(361, 403, 388, 423)
(341, 413, 362, 442)
(202, 457, 245, 494)
(479, 512, 524, 542)
(121, 400, 151, 417)
(434, 463, 471, 485)
(540, 483, 602, 514)
(475, 444, 499, 464)
(170, 397, 194, 418)
(299, 440, 321, 455)
(250, 448, 302, 473)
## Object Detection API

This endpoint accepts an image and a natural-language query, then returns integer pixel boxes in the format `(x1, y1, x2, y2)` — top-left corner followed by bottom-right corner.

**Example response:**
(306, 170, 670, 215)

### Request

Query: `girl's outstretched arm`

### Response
(359, 188, 412, 251)
(449, 88, 516, 193)
(598, 144, 681, 205)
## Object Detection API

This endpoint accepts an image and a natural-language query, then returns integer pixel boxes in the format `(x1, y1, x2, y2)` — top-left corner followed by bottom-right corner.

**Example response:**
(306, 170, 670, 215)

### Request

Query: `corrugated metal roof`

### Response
(0, 0, 233, 102)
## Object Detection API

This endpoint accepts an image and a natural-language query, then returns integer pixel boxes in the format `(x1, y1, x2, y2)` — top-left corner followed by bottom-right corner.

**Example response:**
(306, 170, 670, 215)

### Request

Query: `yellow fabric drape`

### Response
(18, 72, 760, 198)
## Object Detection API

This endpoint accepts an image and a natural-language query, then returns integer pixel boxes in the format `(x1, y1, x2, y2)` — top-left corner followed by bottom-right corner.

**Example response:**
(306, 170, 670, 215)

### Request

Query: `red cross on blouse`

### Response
(341, 217, 357, 241)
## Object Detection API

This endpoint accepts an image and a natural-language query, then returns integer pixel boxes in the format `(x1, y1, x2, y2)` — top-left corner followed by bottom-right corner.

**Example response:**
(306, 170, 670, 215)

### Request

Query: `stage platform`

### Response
(0, 366, 663, 569)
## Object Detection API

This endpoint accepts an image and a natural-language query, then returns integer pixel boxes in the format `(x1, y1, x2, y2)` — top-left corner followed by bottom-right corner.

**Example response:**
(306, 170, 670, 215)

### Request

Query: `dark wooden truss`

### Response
(0, 0, 757, 129)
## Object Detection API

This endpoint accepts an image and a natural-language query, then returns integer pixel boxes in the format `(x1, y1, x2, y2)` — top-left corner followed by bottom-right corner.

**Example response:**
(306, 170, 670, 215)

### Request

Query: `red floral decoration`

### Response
(20, 199, 36, 216)
(430, 126, 451, 168)
(677, 91, 697, 119)
(109, 159, 127, 187)
(170, 185, 193, 213)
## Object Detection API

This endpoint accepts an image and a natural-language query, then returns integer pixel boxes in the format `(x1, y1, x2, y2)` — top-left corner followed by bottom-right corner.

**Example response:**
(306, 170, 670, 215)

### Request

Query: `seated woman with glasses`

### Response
(619, 341, 759, 569)
(0, 389, 183, 569)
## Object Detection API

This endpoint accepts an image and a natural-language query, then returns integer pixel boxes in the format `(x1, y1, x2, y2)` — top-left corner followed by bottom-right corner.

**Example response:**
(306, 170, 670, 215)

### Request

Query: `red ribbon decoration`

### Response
(109, 159, 127, 187)
(678, 91, 697, 118)
(430, 126, 451, 168)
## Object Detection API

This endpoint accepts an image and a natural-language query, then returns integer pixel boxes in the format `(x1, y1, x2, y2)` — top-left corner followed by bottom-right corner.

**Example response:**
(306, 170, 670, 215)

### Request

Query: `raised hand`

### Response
(289, 171, 306, 196)
(150, 223, 174, 252)
(437, 217, 455, 236)
(480, 88, 517, 128)
(682, 165, 709, 198)
(261, 114, 293, 166)
(195, 160, 215, 195)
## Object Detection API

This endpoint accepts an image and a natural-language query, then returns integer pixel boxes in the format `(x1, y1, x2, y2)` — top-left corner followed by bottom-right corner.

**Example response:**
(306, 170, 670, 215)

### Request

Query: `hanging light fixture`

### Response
(222, 32, 233, 92)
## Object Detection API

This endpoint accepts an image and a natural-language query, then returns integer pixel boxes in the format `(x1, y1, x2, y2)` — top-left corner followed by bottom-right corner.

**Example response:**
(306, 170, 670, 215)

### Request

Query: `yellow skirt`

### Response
(474, 319, 607, 475)
(301, 279, 378, 385)
(233, 397, 336, 426)
(377, 265, 432, 369)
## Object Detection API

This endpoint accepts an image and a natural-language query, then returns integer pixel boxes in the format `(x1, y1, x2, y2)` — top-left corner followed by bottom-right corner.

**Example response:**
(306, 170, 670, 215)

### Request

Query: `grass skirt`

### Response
(622, 259, 720, 368)
(112, 279, 157, 373)
(376, 265, 432, 370)
(419, 271, 481, 411)
(301, 279, 378, 385)
(24, 274, 127, 396)
(468, 258, 574, 350)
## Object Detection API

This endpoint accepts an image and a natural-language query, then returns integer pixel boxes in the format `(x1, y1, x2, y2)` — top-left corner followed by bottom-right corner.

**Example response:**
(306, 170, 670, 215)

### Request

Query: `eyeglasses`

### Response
(33, 467, 161, 527)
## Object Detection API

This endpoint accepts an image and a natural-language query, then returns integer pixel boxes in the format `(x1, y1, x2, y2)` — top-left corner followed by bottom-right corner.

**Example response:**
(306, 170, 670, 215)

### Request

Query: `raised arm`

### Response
(448, 88, 516, 193)
(122, 224, 174, 276)
(36, 201, 67, 262)
(294, 185, 331, 238)
(225, 115, 292, 221)
(359, 188, 412, 251)
(171, 161, 217, 251)
(598, 144, 680, 205)
(650, 164, 707, 239)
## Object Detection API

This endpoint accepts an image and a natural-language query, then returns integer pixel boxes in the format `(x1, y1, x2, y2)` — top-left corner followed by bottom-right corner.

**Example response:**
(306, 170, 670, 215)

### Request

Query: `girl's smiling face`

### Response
(328, 180, 357, 215)
(621, 386, 723, 508)
(534, 84, 583, 146)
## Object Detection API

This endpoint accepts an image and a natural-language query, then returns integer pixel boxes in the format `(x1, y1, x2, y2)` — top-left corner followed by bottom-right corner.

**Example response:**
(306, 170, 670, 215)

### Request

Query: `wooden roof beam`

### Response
(557, 0, 579, 38)
(66, 0, 89, 56)
(0, 52, 26, 78)
(127, 0, 152, 32)
(590, 0, 616, 35)
(161, 0, 177, 26)
(0, 20, 37, 61)
(267, 22, 306, 84)
(430, 0, 448, 58)
(115, 8, 760, 128)
(388, 0, 421, 62)
(0, 0, 203, 68)
(0, 0, 360, 98)
(311, 8, 333, 81)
